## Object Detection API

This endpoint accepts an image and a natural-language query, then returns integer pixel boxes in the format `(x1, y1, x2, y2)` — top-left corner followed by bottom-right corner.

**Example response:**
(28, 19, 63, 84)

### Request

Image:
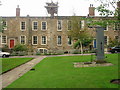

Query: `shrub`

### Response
(13, 44, 28, 52)
(2, 45, 9, 52)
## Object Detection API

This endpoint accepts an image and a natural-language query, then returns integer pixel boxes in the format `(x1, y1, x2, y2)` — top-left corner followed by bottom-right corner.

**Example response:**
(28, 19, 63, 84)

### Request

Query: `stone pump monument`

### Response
(95, 26, 106, 63)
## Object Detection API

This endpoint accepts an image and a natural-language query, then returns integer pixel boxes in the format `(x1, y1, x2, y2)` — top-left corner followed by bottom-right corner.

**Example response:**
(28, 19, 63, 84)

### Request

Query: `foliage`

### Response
(95, 0, 120, 46)
(13, 44, 28, 52)
(107, 38, 120, 47)
(68, 16, 93, 53)
(0, 19, 7, 33)
(73, 38, 93, 48)
(7, 54, 118, 88)
(1, 58, 33, 74)
(2, 45, 9, 52)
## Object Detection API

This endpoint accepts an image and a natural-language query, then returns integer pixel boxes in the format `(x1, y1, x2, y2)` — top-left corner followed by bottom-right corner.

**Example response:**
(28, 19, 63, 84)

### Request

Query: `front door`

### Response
(10, 39, 15, 48)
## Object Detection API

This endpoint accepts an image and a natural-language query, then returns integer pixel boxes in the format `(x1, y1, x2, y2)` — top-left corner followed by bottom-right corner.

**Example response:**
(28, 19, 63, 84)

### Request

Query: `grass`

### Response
(1, 58, 33, 74)
(7, 54, 119, 88)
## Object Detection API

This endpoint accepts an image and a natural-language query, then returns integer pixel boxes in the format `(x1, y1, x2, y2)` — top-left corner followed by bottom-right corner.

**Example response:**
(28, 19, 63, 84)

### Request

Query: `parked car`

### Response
(0, 51, 10, 58)
(108, 46, 120, 53)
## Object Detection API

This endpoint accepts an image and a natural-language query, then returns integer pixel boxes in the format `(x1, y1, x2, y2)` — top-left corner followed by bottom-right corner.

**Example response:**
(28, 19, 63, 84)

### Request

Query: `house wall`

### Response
(1, 16, 119, 54)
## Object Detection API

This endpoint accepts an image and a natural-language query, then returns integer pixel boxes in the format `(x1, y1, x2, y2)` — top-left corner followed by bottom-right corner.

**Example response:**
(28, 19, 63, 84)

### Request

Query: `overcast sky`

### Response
(0, 0, 110, 17)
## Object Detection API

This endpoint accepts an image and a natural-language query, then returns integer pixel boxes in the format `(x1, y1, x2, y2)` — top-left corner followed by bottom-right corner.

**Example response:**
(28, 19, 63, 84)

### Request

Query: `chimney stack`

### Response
(16, 5, 20, 17)
(89, 4, 95, 17)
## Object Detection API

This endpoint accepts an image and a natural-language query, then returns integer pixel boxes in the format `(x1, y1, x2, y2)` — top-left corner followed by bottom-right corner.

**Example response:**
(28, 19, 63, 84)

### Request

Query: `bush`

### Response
(11, 44, 28, 56)
(2, 45, 9, 52)
(13, 44, 28, 52)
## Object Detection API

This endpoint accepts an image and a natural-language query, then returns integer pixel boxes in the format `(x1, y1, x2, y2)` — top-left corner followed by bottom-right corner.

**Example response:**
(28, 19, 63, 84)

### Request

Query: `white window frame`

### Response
(57, 20, 62, 31)
(41, 36, 47, 45)
(37, 48, 48, 54)
(32, 21, 38, 31)
(20, 35, 26, 45)
(57, 36, 62, 46)
(20, 21, 26, 31)
(41, 21, 47, 30)
(104, 36, 109, 45)
(67, 20, 72, 31)
(1, 35, 7, 44)
(68, 36, 72, 46)
(32, 36, 38, 45)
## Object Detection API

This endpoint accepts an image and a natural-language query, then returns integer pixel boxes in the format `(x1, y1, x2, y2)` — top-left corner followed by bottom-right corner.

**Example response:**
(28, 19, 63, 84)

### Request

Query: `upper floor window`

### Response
(2, 36, 7, 44)
(2, 21, 7, 30)
(57, 36, 62, 45)
(20, 21, 26, 30)
(67, 20, 71, 30)
(114, 23, 120, 30)
(41, 21, 47, 30)
(41, 36, 47, 45)
(32, 36, 38, 45)
(68, 36, 72, 45)
(57, 20, 62, 31)
(32, 21, 38, 30)
(20, 36, 26, 45)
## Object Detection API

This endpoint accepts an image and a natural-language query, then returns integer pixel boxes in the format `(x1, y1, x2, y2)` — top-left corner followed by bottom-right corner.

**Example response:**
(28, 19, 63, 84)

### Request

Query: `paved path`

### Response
(1, 56, 46, 89)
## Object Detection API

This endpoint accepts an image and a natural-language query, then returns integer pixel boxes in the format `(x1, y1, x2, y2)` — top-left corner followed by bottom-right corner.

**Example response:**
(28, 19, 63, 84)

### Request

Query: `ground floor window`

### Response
(93, 39, 97, 48)
(115, 36, 118, 41)
(20, 36, 26, 45)
(68, 36, 72, 45)
(104, 36, 108, 45)
(57, 36, 62, 45)
(32, 36, 38, 45)
(41, 36, 47, 45)
(37, 48, 48, 54)
(2, 36, 7, 44)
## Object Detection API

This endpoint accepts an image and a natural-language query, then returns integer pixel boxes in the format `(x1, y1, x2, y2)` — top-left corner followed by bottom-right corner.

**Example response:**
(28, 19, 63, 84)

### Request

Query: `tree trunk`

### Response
(80, 41, 83, 54)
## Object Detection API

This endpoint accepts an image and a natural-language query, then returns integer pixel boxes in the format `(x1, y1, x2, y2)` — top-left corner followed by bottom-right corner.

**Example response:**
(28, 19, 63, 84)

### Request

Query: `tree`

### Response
(68, 16, 93, 54)
(95, 0, 120, 45)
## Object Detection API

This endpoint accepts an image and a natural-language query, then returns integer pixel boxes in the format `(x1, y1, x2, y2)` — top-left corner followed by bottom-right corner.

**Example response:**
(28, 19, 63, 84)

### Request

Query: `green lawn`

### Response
(1, 58, 33, 74)
(7, 54, 119, 88)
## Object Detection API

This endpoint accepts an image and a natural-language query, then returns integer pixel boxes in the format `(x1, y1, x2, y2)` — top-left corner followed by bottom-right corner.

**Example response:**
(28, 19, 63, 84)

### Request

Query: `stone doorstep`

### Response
(74, 62, 114, 67)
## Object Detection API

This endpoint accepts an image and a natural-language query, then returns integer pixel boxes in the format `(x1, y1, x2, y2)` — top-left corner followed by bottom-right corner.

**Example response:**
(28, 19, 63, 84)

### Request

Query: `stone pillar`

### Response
(96, 26, 105, 63)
